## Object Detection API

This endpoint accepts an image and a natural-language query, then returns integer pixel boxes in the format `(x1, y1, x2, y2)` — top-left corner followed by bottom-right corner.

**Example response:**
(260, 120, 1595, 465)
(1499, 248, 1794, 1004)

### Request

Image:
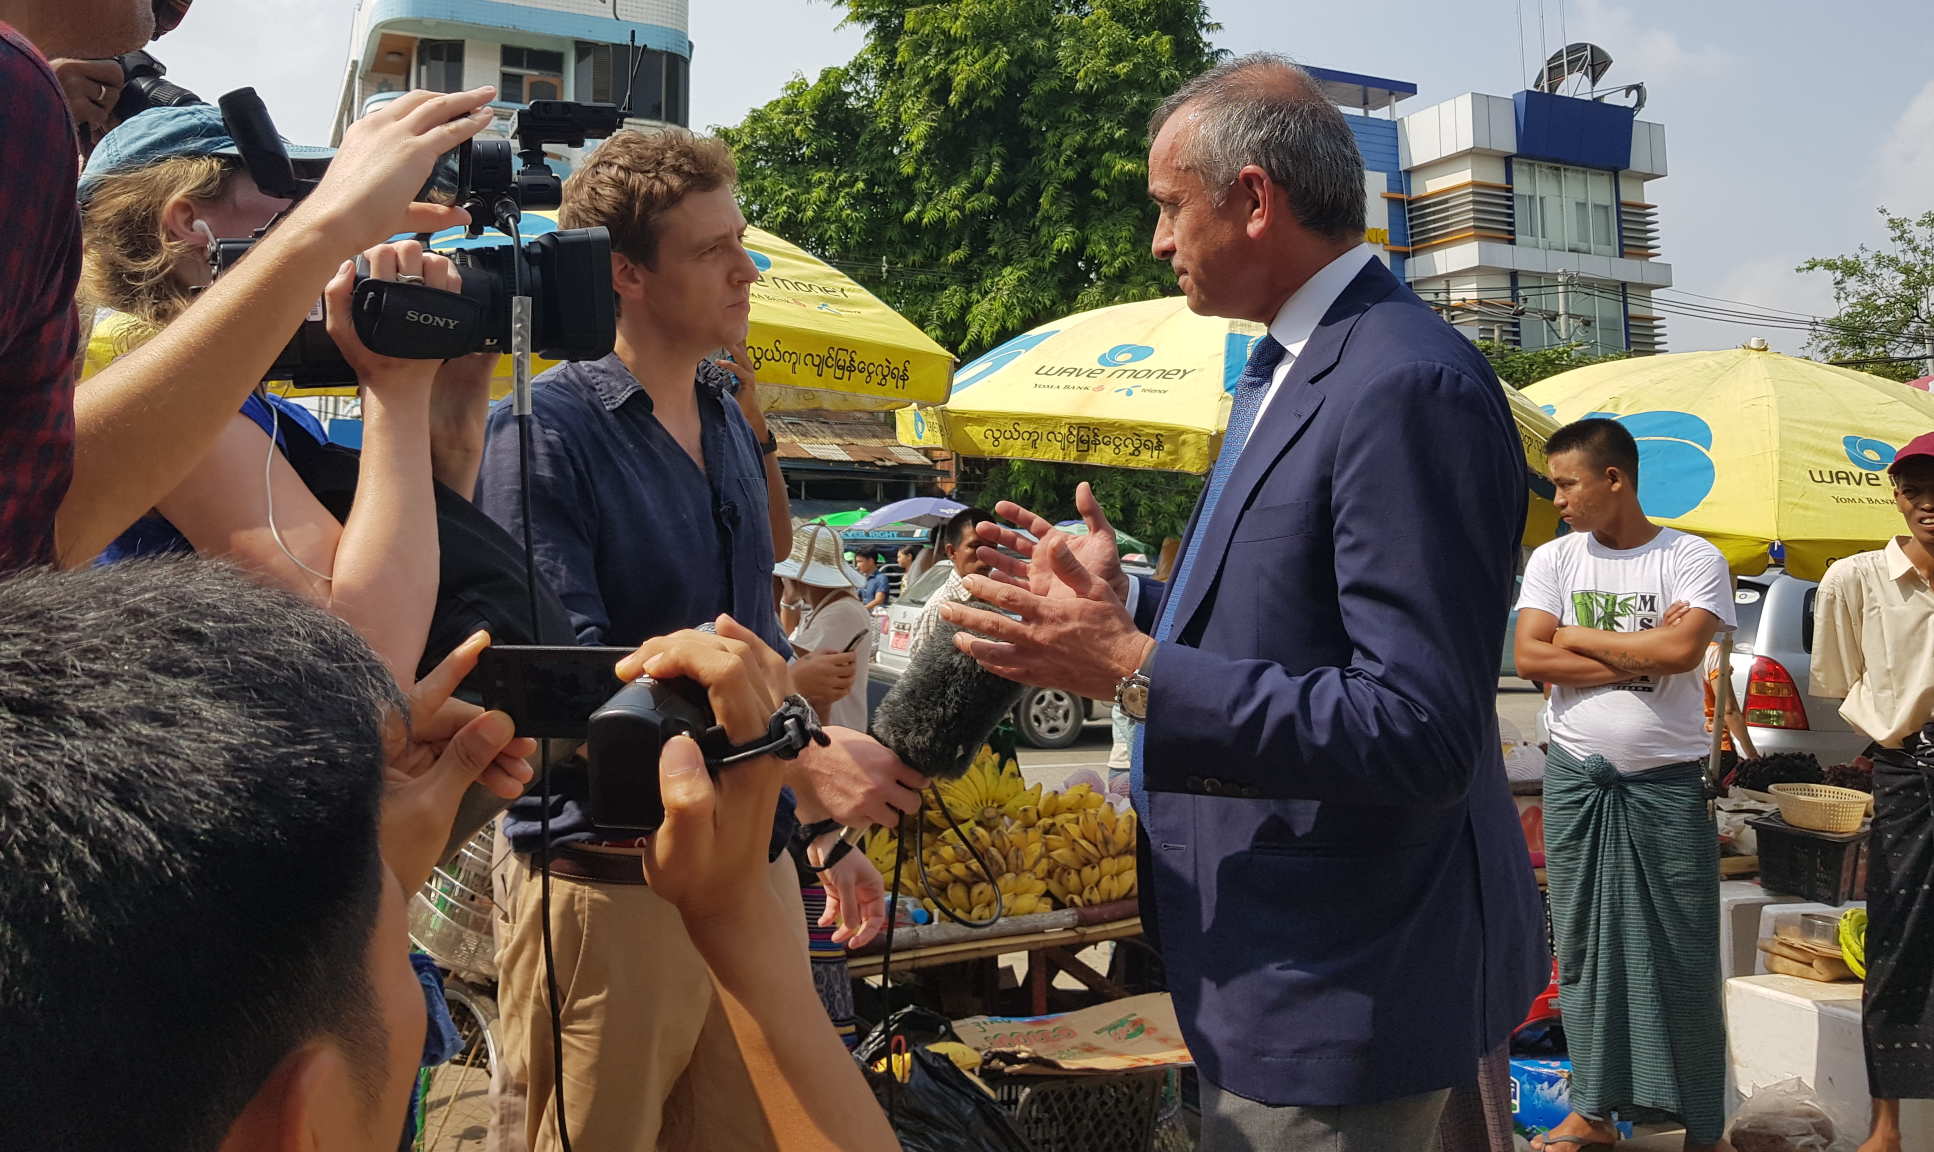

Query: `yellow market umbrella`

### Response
(899, 295, 1562, 546)
(277, 214, 954, 413)
(1524, 342, 1934, 580)
(898, 297, 1260, 474)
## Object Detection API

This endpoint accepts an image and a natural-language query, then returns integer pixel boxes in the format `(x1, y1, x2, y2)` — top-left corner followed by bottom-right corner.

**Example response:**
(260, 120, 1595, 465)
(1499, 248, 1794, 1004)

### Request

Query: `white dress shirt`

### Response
(1121, 244, 1379, 622)
(1253, 243, 1379, 426)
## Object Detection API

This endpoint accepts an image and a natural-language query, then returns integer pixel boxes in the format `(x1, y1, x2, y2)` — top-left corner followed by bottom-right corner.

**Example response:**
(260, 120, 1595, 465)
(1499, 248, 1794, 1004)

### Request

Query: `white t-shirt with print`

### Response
(1516, 528, 1737, 773)
(791, 594, 874, 732)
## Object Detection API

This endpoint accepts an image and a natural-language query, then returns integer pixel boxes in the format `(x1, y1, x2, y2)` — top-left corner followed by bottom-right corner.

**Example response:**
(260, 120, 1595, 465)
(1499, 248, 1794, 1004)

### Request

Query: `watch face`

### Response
(1123, 680, 1150, 720)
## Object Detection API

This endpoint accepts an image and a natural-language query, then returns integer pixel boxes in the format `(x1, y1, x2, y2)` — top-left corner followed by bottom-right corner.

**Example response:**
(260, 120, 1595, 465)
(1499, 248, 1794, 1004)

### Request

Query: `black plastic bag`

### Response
(864, 1045, 1035, 1152)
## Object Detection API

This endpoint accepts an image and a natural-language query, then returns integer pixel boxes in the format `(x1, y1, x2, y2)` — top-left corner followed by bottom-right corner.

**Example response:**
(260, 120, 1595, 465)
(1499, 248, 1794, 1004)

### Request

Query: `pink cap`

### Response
(1890, 431, 1934, 474)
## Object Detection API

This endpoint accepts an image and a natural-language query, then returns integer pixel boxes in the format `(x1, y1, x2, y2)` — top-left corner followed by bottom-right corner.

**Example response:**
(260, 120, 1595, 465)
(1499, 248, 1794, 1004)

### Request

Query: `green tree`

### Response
(720, 0, 1219, 362)
(1475, 340, 1628, 389)
(959, 457, 1202, 544)
(1797, 207, 1934, 384)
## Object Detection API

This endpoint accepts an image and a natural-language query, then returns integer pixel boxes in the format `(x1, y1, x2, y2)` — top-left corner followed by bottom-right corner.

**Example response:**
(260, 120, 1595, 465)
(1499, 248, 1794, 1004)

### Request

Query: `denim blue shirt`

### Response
(477, 353, 792, 854)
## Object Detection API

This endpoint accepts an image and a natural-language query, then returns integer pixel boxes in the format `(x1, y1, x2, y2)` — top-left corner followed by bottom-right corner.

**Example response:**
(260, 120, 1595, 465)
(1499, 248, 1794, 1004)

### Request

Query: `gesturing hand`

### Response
(812, 844, 887, 948)
(381, 631, 537, 894)
(974, 482, 1130, 603)
(790, 650, 857, 708)
(940, 535, 1153, 702)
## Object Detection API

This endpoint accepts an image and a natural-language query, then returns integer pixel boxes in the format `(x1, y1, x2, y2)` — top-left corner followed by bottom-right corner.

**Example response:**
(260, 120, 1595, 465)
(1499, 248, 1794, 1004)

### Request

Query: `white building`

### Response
(1393, 80, 1670, 355)
(333, 0, 692, 172)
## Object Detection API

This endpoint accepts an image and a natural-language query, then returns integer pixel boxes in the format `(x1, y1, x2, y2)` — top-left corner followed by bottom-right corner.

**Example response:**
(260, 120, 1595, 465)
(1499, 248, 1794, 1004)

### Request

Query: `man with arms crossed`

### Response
(1513, 417, 1736, 1152)
(1811, 432, 1934, 1152)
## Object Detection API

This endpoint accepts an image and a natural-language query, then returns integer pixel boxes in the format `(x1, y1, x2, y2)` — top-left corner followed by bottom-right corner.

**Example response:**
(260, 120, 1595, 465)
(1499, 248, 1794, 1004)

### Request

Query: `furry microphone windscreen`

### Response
(870, 604, 1027, 780)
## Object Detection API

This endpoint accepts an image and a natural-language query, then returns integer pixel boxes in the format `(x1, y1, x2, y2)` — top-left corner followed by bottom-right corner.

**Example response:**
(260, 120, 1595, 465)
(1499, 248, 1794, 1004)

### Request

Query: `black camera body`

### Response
(204, 89, 618, 387)
(586, 676, 716, 836)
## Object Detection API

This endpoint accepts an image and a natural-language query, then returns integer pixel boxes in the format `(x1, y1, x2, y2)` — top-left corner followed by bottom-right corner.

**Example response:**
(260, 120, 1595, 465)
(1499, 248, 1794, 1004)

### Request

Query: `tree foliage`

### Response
(719, 0, 1219, 362)
(1475, 340, 1628, 389)
(959, 457, 1203, 545)
(1797, 207, 1934, 384)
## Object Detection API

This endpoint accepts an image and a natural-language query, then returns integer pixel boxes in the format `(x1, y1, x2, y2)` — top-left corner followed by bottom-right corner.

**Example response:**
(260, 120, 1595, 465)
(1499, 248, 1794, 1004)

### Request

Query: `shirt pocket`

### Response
(1232, 499, 1320, 543)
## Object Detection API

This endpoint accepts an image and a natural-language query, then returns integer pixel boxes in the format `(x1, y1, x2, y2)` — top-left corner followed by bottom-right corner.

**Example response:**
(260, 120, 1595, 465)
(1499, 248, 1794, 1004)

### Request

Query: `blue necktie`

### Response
(1131, 333, 1287, 805)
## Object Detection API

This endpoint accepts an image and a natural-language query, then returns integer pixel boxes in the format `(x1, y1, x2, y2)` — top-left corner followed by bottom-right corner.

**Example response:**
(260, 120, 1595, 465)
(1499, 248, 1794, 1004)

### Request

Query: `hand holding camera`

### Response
(621, 618, 793, 918)
(324, 239, 463, 396)
(293, 86, 498, 255)
(380, 631, 537, 895)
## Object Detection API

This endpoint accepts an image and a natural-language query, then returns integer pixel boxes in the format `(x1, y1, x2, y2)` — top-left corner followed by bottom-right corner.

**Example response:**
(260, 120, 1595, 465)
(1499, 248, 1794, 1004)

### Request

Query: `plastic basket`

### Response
(1768, 783, 1870, 834)
(992, 1070, 1167, 1152)
(409, 823, 499, 981)
(1749, 815, 1867, 905)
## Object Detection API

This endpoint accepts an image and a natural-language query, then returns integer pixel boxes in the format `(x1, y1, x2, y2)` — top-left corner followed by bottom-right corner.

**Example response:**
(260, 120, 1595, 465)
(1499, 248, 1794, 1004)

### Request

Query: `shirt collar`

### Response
(579, 353, 734, 414)
(1266, 244, 1379, 359)
(1886, 536, 1931, 586)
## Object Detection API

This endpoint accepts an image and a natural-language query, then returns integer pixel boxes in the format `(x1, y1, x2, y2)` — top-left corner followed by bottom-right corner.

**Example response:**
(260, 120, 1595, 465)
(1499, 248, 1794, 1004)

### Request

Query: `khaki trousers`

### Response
(492, 845, 808, 1152)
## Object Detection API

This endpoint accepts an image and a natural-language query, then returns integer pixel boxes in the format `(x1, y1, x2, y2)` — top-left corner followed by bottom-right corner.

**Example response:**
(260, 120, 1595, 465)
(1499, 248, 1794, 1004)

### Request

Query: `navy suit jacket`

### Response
(1132, 258, 1546, 1107)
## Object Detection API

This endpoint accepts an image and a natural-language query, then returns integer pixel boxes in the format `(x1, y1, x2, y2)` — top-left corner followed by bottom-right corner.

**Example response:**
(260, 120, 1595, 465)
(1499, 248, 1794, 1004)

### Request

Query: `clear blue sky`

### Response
(160, 0, 1933, 356)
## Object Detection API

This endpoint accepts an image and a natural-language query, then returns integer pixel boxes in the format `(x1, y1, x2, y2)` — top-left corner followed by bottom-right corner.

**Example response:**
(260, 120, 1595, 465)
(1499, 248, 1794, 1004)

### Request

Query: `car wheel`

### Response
(1015, 686, 1083, 749)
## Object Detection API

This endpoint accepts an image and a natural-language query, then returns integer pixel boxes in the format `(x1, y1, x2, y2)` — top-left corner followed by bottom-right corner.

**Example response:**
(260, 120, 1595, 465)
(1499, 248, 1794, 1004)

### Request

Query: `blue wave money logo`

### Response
(1098, 343, 1155, 368)
(953, 330, 1059, 393)
(913, 410, 928, 440)
(747, 249, 773, 272)
(1843, 435, 1897, 471)
(1582, 409, 1716, 519)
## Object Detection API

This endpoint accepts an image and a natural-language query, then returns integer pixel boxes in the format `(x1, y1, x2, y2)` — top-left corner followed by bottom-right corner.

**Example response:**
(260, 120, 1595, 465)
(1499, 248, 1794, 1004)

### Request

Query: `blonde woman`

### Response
(78, 105, 495, 683)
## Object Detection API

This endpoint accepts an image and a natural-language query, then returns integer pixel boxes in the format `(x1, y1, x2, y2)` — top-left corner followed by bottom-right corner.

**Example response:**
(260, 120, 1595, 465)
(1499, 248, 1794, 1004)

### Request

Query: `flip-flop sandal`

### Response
(1530, 1136, 1616, 1152)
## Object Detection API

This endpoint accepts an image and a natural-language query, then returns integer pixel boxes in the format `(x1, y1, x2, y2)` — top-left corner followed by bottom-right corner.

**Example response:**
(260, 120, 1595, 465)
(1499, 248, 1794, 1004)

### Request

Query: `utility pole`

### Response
(1556, 268, 1576, 344)
(1924, 283, 1933, 379)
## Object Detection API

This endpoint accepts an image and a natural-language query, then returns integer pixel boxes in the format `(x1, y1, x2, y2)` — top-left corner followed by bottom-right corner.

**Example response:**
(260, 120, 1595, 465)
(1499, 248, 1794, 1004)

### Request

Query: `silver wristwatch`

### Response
(1114, 652, 1155, 722)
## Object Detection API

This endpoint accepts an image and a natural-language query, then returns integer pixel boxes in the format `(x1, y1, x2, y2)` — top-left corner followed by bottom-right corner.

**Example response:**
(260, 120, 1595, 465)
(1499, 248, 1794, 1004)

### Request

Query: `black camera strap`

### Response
(704, 694, 831, 767)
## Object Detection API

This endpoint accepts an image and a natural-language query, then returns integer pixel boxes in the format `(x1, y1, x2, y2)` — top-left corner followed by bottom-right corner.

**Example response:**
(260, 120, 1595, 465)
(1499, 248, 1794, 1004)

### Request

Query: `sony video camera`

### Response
(205, 89, 619, 387)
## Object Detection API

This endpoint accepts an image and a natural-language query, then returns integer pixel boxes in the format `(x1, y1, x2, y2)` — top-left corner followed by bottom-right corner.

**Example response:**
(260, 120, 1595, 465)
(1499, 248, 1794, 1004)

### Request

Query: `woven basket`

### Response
(1769, 783, 1870, 834)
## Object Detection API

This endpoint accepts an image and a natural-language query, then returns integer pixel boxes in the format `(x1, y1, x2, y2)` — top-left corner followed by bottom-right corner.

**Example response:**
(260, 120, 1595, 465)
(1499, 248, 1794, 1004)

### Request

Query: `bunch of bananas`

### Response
(863, 765, 1139, 924)
(928, 746, 1042, 828)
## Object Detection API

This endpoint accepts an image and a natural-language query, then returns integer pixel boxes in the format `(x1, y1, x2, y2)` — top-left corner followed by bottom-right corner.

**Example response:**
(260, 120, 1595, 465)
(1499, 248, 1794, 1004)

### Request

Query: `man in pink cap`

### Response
(1810, 429, 1934, 1152)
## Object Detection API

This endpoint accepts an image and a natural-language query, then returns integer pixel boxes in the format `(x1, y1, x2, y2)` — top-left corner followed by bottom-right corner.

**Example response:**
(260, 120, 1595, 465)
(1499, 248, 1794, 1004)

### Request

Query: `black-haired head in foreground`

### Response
(0, 556, 419, 1152)
(1544, 417, 1643, 537)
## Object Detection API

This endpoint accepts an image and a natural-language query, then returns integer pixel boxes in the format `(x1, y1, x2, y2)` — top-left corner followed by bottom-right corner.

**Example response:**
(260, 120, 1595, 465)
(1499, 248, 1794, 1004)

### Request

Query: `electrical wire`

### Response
(264, 399, 334, 583)
(502, 205, 575, 1152)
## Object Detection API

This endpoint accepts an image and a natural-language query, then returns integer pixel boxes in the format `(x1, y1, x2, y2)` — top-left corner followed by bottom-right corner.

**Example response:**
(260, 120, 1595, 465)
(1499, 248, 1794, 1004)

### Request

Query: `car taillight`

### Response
(1743, 656, 1809, 730)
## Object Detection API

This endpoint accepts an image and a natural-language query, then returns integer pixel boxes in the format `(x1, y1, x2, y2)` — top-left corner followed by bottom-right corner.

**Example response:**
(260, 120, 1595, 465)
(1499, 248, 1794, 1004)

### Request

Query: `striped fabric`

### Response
(1542, 746, 1727, 1144)
(799, 883, 859, 1048)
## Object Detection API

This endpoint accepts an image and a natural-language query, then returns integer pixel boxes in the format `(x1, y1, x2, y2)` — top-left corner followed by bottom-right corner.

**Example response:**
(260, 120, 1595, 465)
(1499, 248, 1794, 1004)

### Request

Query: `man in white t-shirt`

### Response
(1512, 418, 1736, 1152)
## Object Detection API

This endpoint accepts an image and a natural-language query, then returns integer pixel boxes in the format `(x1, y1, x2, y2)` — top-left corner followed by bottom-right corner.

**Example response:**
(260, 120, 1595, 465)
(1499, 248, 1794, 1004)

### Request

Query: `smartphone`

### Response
(474, 645, 634, 739)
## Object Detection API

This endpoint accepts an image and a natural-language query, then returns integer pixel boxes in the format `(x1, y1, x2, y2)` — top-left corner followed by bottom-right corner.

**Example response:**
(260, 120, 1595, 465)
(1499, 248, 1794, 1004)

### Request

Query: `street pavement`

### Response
(1018, 679, 1549, 789)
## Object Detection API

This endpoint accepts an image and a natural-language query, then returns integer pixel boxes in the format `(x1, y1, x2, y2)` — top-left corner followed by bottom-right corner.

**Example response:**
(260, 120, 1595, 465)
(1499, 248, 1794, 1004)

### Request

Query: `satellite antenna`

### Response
(1535, 42, 1612, 96)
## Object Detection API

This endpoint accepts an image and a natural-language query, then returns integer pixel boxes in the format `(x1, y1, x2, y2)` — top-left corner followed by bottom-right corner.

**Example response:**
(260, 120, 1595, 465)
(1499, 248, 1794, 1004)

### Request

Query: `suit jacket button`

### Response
(1202, 777, 1222, 795)
(1185, 775, 1204, 793)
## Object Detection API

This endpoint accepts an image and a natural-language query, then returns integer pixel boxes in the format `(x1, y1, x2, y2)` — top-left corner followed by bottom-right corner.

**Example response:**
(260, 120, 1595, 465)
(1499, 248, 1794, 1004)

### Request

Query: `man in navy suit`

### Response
(943, 54, 1546, 1149)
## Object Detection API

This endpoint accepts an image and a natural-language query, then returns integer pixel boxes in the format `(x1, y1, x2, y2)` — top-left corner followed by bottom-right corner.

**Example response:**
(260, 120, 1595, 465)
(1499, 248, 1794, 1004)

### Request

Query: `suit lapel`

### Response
(1163, 260, 1401, 639)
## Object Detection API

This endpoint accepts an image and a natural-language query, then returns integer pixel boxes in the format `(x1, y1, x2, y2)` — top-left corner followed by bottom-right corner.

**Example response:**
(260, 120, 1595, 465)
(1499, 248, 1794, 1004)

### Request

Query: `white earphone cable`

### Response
(264, 399, 334, 583)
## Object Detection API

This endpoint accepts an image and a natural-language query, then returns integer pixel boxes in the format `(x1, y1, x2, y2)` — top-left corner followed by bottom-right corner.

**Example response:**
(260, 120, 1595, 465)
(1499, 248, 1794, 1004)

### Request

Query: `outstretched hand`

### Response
(941, 532, 1153, 702)
(974, 482, 1130, 603)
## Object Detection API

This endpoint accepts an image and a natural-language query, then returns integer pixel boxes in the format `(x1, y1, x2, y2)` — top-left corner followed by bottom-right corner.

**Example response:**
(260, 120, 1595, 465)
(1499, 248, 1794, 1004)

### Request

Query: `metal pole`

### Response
(1707, 627, 1734, 793)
